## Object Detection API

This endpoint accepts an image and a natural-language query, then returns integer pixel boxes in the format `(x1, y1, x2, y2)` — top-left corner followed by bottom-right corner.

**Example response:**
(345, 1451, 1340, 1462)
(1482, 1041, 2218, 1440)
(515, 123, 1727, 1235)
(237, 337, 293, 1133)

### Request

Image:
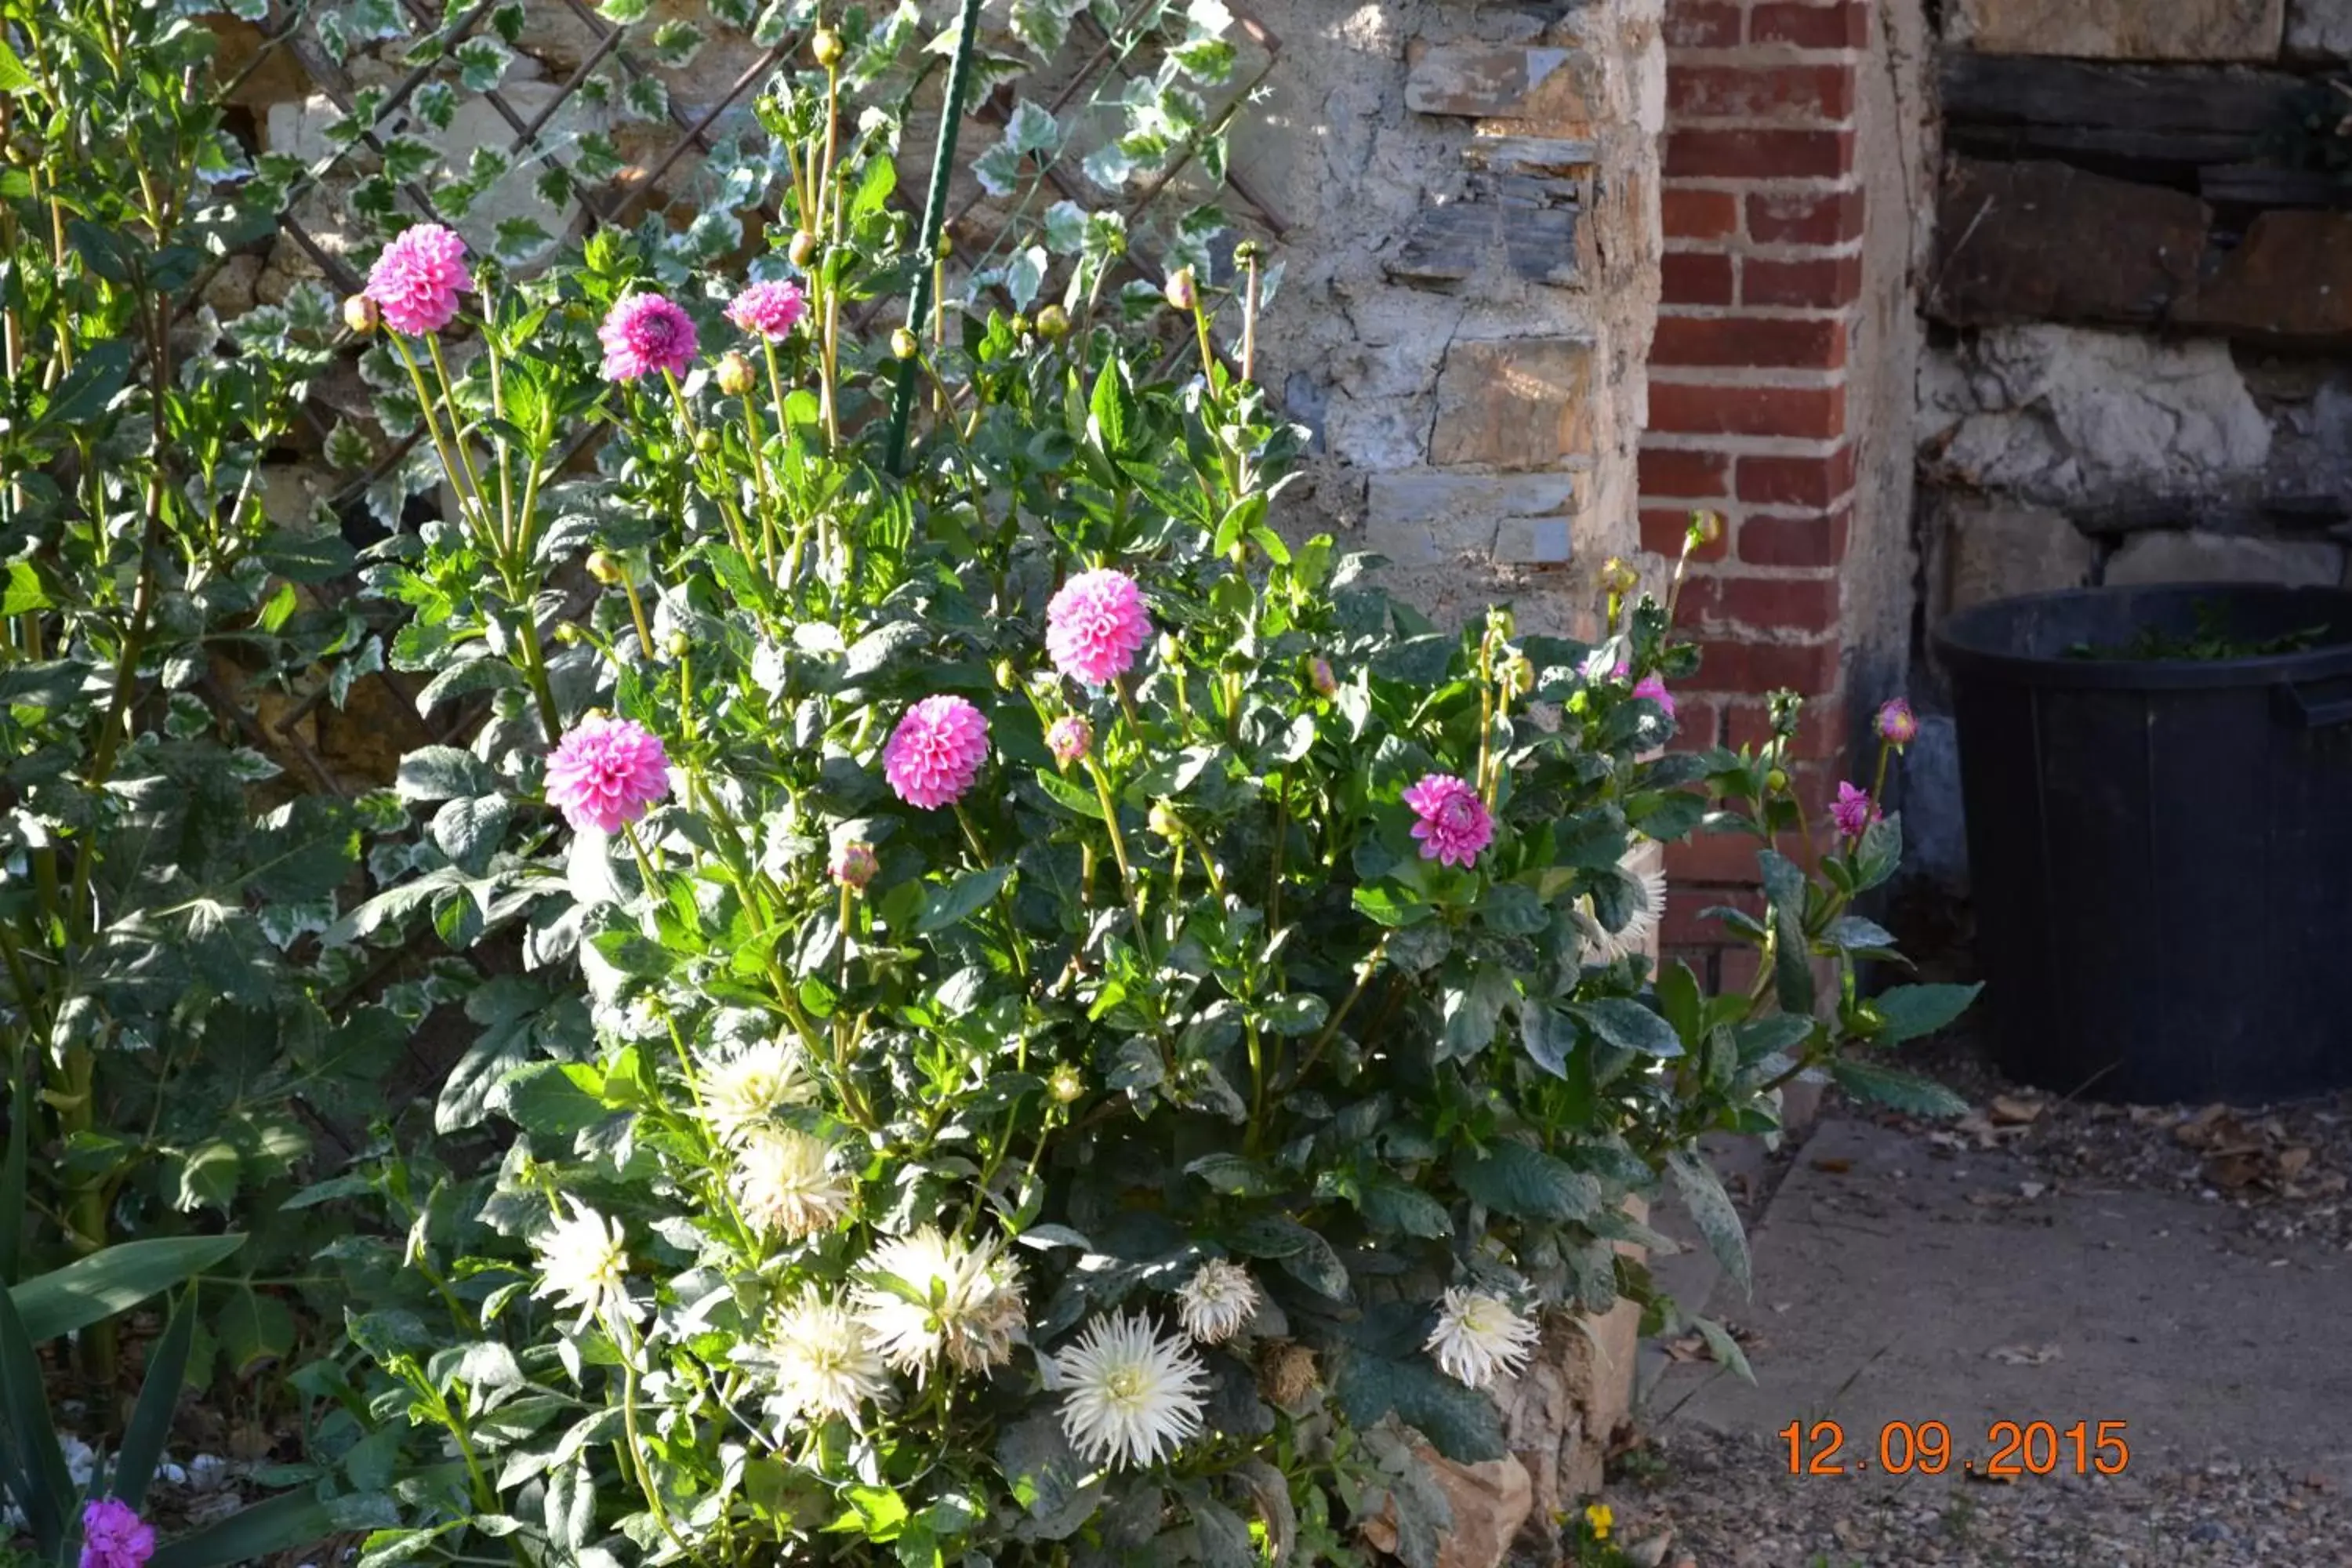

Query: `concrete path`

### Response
(1646, 1117, 2352, 1491)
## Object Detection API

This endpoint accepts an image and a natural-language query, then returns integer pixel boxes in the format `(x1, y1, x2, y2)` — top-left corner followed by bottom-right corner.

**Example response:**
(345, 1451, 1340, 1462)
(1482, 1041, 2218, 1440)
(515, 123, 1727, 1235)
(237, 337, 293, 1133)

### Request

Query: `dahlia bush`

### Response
(322, 19, 1970, 1568)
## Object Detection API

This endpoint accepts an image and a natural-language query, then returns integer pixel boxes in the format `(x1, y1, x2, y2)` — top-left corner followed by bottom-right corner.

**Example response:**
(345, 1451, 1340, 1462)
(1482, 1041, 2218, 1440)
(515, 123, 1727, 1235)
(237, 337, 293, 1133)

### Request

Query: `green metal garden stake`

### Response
(884, 0, 987, 476)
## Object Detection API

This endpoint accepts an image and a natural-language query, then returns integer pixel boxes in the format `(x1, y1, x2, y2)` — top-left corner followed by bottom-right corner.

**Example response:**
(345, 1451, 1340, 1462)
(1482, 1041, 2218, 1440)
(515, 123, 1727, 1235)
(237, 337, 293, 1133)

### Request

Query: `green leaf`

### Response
(2, 561, 48, 616)
(12, 1235, 247, 1341)
(1352, 885, 1432, 927)
(1869, 982, 1981, 1045)
(1438, 966, 1514, 1062)
(1185, 1153, 1279, 1196)
(1567, 996, 1685, 1058)
(174, 1138, 241, 1212)
(1690, 1316, 1755, 1383)
(1479, 883, 1549, 936)
(113, 1292, 197, 1508)
(1087, 360, 1135, 458)
(35, 339, 132, 430)
(150, 1489, 347, 1568)
(499, 1062, 608, 1138)
(1358, 1181, 1452, 1239)
(0, 1277, 70, 1553)
(1032, 768, 1105, 819)
(1452, 1141, 1599, 1221)
(915, 865, 1014, 934)
(1829, 1058, 1969, 1118)
(0, 40, 34, 93)
(1756, 849, 1814, 1016)
(214, 1290, 297, 1378)
(1667, 1149, 1749, 1298)
(1261, 993, 1328, 1036)
(1333, 1346, 1504, 1465)
(1519, 1005, 1575, 1079)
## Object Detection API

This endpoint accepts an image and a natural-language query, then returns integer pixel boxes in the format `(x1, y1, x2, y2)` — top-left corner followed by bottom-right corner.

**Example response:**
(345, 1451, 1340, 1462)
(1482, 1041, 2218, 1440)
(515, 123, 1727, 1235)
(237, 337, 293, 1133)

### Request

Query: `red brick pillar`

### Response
(1643, 0, 1871, 990)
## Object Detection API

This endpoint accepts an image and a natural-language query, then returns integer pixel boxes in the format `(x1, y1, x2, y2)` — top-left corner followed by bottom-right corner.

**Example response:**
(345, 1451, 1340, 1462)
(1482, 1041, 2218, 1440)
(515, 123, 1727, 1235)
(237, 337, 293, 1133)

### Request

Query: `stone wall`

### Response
(1640, 0, 1928, 989)
(1237, 1, 1664, 639)
(1908, 0, 2352, 886)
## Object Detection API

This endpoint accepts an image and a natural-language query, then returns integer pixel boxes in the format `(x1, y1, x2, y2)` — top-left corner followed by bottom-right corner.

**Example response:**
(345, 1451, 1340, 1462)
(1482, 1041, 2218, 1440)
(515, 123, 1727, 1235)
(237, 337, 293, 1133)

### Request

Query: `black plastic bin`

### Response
(1934, 582, 2352, 1104)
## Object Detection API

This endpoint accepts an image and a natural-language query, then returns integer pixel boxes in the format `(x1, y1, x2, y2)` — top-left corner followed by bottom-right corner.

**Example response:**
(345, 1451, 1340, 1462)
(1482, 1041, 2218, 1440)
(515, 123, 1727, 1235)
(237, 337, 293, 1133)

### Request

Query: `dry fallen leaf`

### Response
(1988, 1094, 2044, 1126)
(2280, 1146, 2314, 1181)
(1811, 1156, 1853, 1174)
(1986, 1342, 2063, 1366)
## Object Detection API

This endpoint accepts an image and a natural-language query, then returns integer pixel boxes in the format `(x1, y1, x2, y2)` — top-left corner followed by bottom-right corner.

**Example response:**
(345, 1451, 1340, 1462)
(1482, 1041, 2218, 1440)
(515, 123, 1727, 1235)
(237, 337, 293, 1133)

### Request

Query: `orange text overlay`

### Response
(1780, 1420, 2131, 1479)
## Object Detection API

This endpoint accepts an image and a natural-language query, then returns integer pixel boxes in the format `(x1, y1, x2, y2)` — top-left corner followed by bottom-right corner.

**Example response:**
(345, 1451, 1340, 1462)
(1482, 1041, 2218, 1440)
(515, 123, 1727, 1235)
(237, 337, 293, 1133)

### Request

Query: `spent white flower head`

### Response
(1174, 1258, 1258, 1345)
(700, 1039, 815, 1143)
(731, 1126, 854, 1240)
(1054, 1311, 1209, 1471)
(1581, 854, 1668, 967)
(760, 1289, 891, 1429)
(852, 1226, 1026, 1383)
(532, 1200, 635, 1330)
(1425, 1287, 1541, 1390)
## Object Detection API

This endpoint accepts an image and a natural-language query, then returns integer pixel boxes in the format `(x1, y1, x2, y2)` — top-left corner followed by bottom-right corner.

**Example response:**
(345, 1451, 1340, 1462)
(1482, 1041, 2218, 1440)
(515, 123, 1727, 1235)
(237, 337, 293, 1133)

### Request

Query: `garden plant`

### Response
(0, 2, 1973, 1566)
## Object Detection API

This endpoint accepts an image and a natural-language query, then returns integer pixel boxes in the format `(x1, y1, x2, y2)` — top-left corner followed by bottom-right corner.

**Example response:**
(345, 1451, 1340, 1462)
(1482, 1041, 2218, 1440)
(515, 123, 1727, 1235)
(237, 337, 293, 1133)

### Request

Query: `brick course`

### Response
(1646, 0, 1872, 976)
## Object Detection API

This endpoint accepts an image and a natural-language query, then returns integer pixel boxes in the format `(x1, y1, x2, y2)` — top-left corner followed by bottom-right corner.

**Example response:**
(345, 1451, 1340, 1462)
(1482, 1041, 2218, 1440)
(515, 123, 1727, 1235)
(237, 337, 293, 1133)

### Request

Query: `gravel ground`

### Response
(1597, 1426, 2352, 1568)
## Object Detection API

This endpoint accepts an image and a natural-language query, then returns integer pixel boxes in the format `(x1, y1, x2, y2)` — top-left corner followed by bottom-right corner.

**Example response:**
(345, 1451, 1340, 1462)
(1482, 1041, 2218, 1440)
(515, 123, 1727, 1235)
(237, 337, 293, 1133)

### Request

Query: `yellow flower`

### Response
(1584, 1503, 1613, 1541)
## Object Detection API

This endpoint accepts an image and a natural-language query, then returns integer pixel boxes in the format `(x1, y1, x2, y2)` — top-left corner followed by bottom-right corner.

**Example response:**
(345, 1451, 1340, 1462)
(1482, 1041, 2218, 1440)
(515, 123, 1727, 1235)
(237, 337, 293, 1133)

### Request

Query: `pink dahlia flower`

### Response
(365, 223, 471, 336)
(79, 1498, 155, 1568)
(545, 716, 672, 834)
(1047, 714, 1093, 768)
(884, 695, 990, 810)
(1876, 697, 1918, 746)
(1308, 656, 1338, 699)
(727, 278, 808, 340)
(1403, 773, 1494, 869)
(1831, 780, 1879, 840)
(600, 292, 699, 382)
(1632, 674, 1675, 720)
(1045, 568, 1151, 688)
(830, 840, 880, 891)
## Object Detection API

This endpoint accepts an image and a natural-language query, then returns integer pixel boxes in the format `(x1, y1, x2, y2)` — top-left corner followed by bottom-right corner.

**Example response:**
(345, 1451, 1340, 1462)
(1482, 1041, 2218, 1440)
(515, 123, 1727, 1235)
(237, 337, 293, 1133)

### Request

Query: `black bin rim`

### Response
(1933, 582, 2352, 691)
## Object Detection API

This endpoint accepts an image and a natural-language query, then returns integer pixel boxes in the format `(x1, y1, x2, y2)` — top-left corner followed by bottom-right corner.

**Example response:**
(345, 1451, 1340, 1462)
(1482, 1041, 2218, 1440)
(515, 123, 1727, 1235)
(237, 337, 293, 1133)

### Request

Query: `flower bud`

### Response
(553, 622, 583, 646)
(694, 429, 720, 456)
(1766, 767, 1789, 792)
(810, 27, 844, 67)
(666, 630, 690, 659)
(1164, 267, 1198, 312)
(1149, 800, 1182, 840)
(586, 550, 626, 586)
(715, 350, 757, 397)
(1233, 239, 1265, 267)
(1501, 654, 1534, 695)
(1602, 557, 1639, 597)
(789, 229, 820, 268)
(994, 657, 1018, 690)
(1036, 303, 1070, 340)
(1011, 313, 1033, 338)
(1158, 632, 1183, 666)
(830, 840, 879, 891)
(890, 327, 920, 361)
(1047, 1062, 1084, 1105)
(1047, 714, 1092, 768)
(1308, 656, 1338, 699)
(1875, 696, 1919, 746)
(343, 293, 379, 335)
(1687, 509, 1725, 546)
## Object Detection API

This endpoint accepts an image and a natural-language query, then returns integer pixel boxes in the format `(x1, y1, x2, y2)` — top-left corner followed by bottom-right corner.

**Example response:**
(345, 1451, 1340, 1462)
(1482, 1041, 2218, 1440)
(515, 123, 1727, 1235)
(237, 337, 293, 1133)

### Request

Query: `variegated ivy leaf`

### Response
(576, 72, 615, 109)
(574, 131, 624, 184)
(454, 38, 512, 93)
(1082, 141, 1134, 190)
(971, 140, 1023, 199)
(1042, 200, 1089, 256)
(597, 0, 652, 23)
(495, 216, 555, 263)
(412, 80, 457, 132)
(1004, 99, 1060, 156)
(536, 165, 574, 207)
(491, 2, 525, 44)
(1185, 0, 1234, 33)
(651, 20, 704, 66)
(752, 2, 795, 46)
(624, 75, 670, 122)
(285, 281, 336, 336)
(324, 420, 375, 472)
(1003, 245, 1047, 310)
(1172, 36, 1236, 82)
(381, 135, 437, 184)
(709, 0, 756, 25)
(1009, 0, 1086, 55)
(220, 0, 270, 19)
